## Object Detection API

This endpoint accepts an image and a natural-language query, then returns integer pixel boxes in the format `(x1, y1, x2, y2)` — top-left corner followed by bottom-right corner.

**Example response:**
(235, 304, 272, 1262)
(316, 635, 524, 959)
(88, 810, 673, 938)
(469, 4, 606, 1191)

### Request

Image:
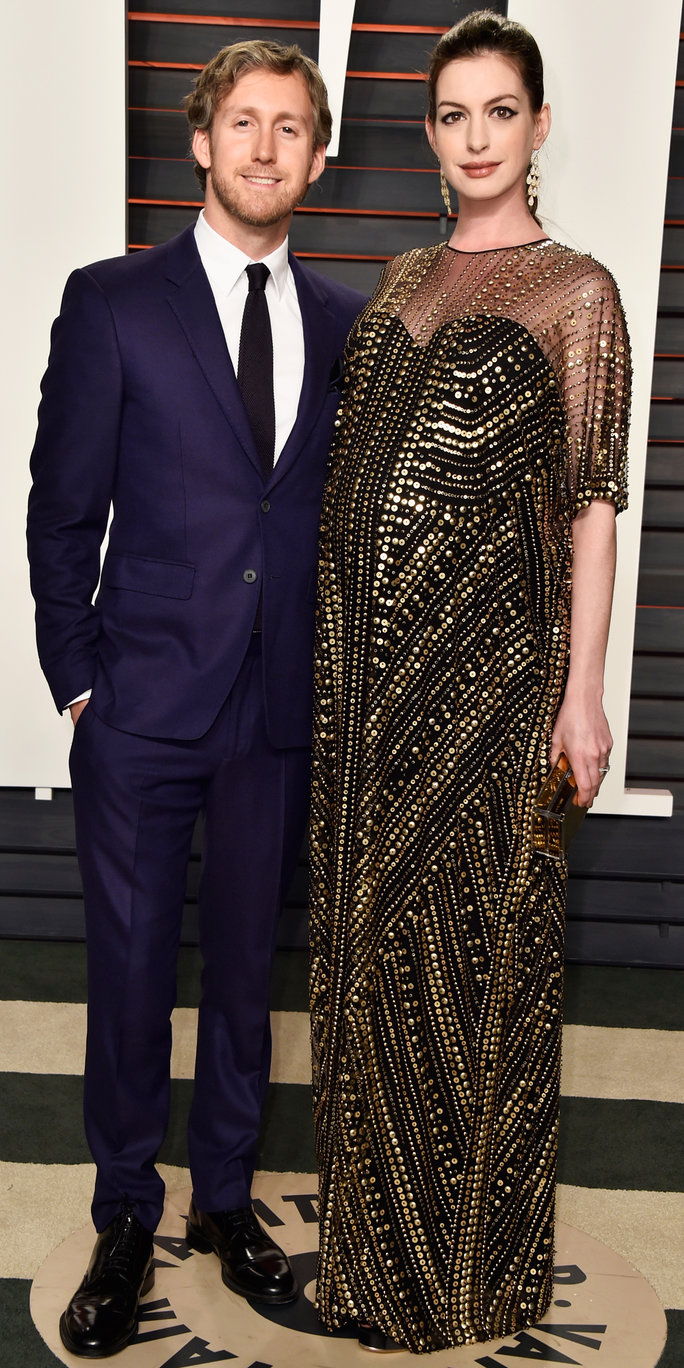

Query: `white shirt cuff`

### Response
(64, 689, 92, 710)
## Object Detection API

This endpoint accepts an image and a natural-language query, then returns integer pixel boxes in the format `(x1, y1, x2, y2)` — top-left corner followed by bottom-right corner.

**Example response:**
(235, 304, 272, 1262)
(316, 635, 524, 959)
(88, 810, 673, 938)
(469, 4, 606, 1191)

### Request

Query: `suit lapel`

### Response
(267, 253, 338, 492)
(164, 228, 261, 476)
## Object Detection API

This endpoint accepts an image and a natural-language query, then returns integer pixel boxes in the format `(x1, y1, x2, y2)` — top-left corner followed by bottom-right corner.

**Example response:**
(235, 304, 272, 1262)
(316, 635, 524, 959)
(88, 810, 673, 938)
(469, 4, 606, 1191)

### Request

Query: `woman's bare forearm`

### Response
(550, 500, 617, 806)
(565, 500, 617, 700)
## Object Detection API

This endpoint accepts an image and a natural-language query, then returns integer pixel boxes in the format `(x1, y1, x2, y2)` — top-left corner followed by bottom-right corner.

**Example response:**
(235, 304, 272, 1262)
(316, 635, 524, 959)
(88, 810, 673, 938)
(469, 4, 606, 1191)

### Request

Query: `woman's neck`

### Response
(448, 194, 545, 253)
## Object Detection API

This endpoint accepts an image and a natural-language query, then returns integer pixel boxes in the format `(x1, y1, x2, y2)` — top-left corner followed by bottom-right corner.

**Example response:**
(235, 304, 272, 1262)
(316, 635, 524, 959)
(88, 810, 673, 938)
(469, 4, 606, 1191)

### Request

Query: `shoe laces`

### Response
(217, 1206, 263, 1241)
(223, 1206, 255, 1227)
(106, 1203, 148, 1275)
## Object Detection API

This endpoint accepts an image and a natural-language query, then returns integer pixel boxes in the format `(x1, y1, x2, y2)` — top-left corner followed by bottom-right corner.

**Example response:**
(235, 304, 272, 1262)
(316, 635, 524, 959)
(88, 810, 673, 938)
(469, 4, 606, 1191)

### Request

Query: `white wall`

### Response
(1, 0, 126, 788)
(508, 0, 678, 814)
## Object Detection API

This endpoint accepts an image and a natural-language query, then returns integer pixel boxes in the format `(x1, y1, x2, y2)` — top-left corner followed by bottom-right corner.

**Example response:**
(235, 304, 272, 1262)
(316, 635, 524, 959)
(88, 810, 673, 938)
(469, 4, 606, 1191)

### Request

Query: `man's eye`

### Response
(281, 125, 297, 135)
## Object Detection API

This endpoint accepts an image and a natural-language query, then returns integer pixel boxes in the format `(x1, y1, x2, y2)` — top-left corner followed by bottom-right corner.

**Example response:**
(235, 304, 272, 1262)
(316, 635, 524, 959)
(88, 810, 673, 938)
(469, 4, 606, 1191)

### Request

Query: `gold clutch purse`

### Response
(532, 752, 587, 862)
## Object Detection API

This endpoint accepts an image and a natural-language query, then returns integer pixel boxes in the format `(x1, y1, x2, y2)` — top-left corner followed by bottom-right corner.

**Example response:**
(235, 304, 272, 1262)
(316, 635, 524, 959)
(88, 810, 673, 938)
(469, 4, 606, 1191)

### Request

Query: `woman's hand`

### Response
(550, 691, 612, 808)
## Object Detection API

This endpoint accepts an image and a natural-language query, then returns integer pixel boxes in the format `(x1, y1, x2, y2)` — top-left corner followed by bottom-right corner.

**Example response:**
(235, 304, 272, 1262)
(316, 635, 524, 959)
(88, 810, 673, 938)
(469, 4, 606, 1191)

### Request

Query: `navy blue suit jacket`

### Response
(27, 226, 364, 745)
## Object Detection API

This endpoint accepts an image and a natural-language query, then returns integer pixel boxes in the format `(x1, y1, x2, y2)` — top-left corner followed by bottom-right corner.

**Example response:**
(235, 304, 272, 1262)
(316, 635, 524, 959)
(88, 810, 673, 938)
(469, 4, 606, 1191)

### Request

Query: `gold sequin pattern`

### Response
(309, 240, 631, 1353)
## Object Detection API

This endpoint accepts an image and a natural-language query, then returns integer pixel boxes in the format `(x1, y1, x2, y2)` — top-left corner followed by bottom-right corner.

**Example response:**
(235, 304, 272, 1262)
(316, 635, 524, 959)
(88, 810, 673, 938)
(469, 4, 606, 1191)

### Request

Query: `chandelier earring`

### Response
(526, 149, 540, 208)
(440, 169, 452, 216)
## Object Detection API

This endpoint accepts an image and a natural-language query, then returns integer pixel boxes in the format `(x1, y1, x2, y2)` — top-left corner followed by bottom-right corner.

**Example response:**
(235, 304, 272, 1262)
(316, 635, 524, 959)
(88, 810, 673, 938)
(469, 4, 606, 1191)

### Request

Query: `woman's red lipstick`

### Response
(460, 162, 501, 177)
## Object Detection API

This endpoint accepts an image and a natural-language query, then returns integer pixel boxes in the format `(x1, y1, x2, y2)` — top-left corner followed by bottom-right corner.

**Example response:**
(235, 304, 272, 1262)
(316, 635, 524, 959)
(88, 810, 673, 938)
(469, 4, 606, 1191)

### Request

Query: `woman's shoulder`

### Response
(540, 240, 624, 308)
(381, 244, 442, 281)
(365, 245, 442, 310)
(389, 244, 441, 267)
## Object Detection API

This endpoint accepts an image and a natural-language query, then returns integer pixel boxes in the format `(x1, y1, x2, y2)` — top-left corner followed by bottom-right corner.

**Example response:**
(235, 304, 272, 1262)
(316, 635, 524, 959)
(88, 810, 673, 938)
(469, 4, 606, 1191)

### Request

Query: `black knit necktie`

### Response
(237, 262, 275, 478)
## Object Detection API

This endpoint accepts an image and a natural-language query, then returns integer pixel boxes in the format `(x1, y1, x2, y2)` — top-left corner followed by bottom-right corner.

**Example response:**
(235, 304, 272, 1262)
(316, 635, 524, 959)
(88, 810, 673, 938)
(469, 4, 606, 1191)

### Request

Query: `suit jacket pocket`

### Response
(101, 552, 195, 599)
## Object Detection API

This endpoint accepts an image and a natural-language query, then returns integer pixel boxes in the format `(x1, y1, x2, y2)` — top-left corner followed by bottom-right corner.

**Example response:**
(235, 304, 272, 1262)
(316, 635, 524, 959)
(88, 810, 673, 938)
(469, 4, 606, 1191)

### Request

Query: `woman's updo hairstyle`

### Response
(427, 9, 545, 225)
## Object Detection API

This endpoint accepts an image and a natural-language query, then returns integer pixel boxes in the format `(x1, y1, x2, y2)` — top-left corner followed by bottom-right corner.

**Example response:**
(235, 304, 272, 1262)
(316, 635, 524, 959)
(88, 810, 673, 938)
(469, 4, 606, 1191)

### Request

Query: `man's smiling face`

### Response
(192, 67, 326, 233)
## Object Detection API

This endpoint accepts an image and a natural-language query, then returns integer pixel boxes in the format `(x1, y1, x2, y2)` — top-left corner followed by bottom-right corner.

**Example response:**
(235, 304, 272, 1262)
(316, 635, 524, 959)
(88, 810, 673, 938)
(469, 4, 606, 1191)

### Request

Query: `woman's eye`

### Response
(492, 105, 516, 119)
(442, 111, 464, 124)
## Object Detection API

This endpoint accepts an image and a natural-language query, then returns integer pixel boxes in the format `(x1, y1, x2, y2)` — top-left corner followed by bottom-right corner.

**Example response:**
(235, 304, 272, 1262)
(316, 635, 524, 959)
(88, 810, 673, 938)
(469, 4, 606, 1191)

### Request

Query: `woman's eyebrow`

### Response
(438, 93, 521, 109)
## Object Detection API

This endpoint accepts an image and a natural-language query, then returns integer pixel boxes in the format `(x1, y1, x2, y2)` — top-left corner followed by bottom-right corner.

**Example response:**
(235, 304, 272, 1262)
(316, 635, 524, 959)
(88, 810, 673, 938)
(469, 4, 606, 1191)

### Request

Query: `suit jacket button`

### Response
(243, 569, 258, 583)
(260, 499, 271, 513)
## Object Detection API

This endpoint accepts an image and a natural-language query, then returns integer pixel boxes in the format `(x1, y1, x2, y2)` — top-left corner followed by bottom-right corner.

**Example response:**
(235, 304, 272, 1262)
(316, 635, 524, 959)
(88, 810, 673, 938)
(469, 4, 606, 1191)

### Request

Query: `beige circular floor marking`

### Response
(32, 1172, 667, 1367)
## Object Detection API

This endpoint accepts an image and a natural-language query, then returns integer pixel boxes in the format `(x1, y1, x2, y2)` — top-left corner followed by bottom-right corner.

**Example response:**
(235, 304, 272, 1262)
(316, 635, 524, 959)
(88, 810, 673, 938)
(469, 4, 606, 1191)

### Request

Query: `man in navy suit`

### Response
(27, 39, 363, 1358)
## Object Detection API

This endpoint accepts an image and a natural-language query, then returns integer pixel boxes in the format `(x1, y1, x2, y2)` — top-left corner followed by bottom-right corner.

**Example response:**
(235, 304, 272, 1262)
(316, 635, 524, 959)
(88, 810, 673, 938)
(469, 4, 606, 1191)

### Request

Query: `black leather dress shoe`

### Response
(59, 1202, 154, 1358)
(185, 1197, 297, 1303)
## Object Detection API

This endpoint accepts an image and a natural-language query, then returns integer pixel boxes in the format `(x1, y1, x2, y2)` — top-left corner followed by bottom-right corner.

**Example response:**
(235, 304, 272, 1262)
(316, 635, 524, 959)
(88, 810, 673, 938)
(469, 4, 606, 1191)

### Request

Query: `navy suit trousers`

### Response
(69, 636, 310, 1233)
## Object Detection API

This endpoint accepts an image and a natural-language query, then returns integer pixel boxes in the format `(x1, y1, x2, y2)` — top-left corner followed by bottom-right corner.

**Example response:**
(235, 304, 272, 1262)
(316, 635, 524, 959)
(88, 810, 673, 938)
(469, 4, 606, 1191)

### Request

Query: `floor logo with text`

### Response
(30, 1174, 667, 1367)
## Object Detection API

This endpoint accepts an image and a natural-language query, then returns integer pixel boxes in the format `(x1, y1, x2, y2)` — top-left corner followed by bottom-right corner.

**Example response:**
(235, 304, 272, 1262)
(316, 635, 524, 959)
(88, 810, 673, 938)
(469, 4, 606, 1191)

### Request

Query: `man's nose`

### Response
(252, 127, 277, 162)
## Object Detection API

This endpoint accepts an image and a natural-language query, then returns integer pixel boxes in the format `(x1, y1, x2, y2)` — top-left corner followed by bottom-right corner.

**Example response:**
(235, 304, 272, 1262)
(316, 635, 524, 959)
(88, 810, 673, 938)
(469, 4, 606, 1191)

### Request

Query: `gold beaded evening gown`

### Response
(309, 240, 631, 1354)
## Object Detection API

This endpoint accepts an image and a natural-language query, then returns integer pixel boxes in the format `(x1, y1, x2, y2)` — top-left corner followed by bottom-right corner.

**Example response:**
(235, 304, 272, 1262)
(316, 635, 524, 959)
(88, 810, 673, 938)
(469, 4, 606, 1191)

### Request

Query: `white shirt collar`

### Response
(194, 210, 291, 300)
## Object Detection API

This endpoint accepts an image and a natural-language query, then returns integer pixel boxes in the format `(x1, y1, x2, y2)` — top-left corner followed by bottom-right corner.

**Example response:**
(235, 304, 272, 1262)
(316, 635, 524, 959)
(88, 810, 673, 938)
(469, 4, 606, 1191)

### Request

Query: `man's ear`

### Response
(307, 143, 327, 187)
(192, 126, 212, 172)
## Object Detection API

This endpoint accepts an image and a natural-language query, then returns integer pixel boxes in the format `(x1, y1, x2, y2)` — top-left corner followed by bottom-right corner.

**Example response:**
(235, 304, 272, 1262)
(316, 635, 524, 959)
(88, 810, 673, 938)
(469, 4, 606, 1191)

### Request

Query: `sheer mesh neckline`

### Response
(446, 238, 552, 255)
(364, 237, 631, 515)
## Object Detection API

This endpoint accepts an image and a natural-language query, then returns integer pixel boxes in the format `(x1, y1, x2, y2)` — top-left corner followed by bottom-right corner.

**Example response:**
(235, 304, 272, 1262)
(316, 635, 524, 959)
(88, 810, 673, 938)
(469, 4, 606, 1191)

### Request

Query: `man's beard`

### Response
(209, 161, 313, 228)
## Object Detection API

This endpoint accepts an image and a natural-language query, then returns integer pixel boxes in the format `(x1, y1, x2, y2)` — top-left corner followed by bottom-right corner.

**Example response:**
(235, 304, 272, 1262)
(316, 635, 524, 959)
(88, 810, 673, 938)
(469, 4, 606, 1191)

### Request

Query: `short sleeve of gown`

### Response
(560, 263, 631, 517)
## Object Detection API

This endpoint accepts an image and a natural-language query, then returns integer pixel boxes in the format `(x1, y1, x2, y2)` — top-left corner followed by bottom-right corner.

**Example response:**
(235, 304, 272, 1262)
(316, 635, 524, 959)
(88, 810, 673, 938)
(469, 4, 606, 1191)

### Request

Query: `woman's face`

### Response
(426, 52, 550, 209)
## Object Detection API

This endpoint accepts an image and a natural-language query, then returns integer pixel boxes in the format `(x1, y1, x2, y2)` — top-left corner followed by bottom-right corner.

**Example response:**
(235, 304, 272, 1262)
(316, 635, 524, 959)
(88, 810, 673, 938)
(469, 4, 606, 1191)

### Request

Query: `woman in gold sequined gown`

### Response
(309, 12, 631, 1355)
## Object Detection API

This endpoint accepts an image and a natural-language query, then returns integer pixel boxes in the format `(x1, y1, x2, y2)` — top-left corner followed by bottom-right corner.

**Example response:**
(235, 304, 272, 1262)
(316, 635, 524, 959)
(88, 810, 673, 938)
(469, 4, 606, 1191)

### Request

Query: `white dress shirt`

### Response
(194, 209, 305, 464)
(66, 213, 306, 710)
